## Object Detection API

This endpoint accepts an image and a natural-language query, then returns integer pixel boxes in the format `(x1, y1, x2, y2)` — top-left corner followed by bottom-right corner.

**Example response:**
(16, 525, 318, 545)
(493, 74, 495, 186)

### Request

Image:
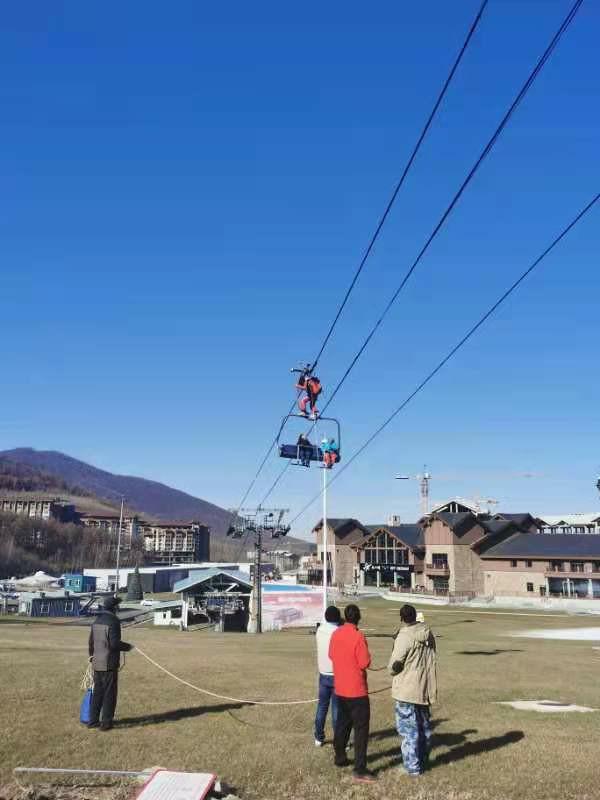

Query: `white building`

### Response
(84, 562, 251, 592)
(537, 514, 600, 535)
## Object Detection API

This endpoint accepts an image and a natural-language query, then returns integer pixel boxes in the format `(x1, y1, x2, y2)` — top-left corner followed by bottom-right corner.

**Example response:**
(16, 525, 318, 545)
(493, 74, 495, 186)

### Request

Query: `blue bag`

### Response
(80, 688, 93, 725)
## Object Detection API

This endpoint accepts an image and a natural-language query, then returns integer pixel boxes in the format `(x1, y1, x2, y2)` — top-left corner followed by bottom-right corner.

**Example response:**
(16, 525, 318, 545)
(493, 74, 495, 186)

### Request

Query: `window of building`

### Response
(40, 603, 49, 615)
(526, 583, 534, 592)
(570, 561, 584, 573)
(593, 562, 600, 573)
(525, 560, 533, 568)
(362, 532, 408, 568)
(550, 560, 562, 572)
(511, 560, 518, 568)
(64, 601, 74, 612)
(431, 554, 449, 569)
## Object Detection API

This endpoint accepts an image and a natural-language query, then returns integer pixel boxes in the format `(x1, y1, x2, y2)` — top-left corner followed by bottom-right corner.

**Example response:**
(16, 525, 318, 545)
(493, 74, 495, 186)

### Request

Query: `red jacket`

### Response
(328, 623, 371, 698)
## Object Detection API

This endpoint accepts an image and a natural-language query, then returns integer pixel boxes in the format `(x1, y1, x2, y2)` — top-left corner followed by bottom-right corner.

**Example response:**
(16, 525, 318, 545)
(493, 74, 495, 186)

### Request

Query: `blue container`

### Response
(80, 689, 93, 724)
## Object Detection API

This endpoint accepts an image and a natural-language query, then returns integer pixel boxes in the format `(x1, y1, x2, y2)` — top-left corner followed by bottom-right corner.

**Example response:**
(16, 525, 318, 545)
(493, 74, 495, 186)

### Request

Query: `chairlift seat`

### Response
(278, 444, 341, 464)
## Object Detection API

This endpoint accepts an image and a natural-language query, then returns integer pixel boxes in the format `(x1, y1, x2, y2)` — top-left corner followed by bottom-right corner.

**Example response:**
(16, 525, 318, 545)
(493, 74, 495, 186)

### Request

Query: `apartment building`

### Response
(141, 521, 210, 565)
(0, 496, 76, 522)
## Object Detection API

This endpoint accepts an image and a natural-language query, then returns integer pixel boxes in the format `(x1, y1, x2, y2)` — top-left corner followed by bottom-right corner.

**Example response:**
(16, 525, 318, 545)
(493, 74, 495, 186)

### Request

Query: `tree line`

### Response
(0, 512, 143, 577)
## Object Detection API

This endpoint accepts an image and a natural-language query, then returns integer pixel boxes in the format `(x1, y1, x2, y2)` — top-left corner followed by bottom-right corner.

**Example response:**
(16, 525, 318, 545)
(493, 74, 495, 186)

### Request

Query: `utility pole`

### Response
(226, 507, 290, 634)
(115, 496, 124, 596)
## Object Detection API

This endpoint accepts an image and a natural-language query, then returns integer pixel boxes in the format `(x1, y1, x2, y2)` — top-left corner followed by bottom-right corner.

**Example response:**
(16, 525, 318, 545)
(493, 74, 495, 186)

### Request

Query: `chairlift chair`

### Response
(277, 413, 341, 468)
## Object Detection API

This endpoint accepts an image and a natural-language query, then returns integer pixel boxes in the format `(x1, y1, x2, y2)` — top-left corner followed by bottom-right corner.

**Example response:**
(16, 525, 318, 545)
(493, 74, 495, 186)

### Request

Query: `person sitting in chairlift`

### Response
(297, 433, 313, 468)
(321, 437, 339, 469)
(296, 373, 322, 419)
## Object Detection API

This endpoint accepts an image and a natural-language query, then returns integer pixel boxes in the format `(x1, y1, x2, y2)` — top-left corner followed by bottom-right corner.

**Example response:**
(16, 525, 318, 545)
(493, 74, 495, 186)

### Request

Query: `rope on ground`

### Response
(134, 645, 392, 706)
(134, 645, 317, 706)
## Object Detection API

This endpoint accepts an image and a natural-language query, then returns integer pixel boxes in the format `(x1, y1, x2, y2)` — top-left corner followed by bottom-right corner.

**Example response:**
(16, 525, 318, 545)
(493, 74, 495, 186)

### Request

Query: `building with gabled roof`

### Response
(309, 507, 600, 599)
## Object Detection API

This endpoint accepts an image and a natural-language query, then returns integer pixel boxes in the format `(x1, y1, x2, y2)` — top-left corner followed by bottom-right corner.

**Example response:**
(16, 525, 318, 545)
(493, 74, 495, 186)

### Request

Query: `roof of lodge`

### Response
(364, 524, 424, 548)
(427, 511, 478, 537)
(480, 519, 516, 537)
(482, 533, 600, 559)
(495, 513, 538, 526)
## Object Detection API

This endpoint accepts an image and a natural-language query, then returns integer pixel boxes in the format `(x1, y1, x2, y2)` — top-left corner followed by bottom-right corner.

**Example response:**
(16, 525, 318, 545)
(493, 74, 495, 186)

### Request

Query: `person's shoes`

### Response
(400, 768, 422, 777)
(334, 758, 351, 768)
(86, 722, 99, 729)
(314, 739, 324, 747)
(352, 770, 377, 784)
(100, 722, 113, 731)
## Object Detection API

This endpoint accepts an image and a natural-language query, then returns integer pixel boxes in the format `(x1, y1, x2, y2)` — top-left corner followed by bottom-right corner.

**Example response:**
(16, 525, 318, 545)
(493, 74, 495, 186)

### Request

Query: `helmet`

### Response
(321, 437, 328, 444)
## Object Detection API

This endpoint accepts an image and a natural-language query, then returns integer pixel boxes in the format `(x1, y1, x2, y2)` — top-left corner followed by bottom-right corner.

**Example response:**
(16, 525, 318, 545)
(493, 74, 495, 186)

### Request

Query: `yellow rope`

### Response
(134, 646, 318, 706)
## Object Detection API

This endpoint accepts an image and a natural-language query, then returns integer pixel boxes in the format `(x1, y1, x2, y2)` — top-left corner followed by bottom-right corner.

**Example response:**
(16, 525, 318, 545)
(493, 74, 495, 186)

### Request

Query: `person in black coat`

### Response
(88, 595, 132, 730)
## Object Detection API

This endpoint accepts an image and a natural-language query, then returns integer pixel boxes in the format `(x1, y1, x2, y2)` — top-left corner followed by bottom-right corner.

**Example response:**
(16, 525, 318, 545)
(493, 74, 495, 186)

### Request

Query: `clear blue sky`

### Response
(1, 1, 599, 538)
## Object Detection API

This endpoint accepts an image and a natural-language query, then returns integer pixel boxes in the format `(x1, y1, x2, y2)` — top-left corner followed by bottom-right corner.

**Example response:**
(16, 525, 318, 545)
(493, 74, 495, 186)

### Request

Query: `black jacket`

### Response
(88, 610, 131, 671)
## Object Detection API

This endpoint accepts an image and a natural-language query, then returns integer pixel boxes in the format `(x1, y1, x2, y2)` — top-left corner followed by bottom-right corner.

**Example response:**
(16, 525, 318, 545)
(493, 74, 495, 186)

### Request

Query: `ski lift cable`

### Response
(309, 0, 490, 372)
(317, 0, 585, 416)
(228, 0, 491, 528)
(287, 191, 600, 526)
(256, 0, 586, 508)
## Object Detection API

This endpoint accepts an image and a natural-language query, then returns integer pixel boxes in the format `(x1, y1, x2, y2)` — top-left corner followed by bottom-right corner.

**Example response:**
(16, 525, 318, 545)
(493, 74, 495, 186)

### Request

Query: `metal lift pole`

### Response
(322, 461, 328, 618)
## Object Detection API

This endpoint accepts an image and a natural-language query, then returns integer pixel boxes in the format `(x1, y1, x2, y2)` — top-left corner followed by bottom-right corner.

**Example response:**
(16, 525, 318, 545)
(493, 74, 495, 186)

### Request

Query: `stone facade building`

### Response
(309, 505, 600, 599)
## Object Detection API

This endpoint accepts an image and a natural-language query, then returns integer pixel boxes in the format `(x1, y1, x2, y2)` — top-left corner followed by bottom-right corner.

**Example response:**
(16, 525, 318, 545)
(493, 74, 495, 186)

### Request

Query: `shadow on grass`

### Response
(369, 728, 523, 773)
(369, 728, 478, 766)
(430, 730, 524, 768)
(455, 649, 524, 656)
(117, 702, 248, 727)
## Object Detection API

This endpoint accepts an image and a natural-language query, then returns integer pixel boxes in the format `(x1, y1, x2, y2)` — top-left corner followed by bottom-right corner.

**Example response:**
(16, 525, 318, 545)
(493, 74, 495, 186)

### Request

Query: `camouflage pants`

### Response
(394, 701, 432, 775)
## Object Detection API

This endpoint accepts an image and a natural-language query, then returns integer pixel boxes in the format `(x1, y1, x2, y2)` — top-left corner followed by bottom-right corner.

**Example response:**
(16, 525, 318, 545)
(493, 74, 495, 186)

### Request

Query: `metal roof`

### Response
(363, 524, 424, 549)
(174, 569, 253, 593)
(483, 533, 600, 559)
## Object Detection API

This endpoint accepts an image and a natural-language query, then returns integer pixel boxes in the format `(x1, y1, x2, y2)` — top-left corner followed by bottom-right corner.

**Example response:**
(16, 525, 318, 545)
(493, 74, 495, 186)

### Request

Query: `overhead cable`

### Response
(288, 190, 600, 526)
(257, 0, 585, 508)
(238, 1, 492, 516)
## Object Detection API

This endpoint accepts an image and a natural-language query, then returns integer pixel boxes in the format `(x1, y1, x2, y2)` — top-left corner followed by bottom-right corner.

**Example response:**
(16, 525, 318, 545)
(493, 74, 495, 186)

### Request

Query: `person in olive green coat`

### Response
(387, 604, 437, 776)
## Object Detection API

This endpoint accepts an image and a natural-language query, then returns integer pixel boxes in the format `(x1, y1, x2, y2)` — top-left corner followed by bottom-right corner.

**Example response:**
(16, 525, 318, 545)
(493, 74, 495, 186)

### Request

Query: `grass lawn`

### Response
(1, 598, 599, 800)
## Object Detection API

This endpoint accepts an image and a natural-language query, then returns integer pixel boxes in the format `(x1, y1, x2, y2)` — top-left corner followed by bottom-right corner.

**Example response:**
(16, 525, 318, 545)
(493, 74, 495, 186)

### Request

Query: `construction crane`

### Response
(395, 469, 503, 517)
(395, 466, 432, 517)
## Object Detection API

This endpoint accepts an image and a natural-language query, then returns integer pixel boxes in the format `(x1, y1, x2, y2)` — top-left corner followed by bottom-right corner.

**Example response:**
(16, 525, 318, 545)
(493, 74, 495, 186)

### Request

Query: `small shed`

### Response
(19, 591, 81, 618)
(63, 574, 98, 593)
(174, 569, 253, 631)
(153, 600, 183, 627)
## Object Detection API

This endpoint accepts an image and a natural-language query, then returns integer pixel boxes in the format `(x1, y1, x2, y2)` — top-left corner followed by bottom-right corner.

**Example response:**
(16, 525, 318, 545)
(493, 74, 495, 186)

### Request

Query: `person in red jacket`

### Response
(328, 604, 376, 784)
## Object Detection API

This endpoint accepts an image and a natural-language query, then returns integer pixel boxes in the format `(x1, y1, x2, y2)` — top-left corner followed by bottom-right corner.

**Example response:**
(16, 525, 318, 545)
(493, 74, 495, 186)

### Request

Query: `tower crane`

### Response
(395, 466, 432, 517)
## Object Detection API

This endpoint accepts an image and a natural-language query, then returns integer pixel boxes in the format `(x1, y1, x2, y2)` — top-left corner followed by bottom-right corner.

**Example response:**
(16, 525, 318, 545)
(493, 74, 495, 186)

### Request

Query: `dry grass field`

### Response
(1, 598, 599, 800)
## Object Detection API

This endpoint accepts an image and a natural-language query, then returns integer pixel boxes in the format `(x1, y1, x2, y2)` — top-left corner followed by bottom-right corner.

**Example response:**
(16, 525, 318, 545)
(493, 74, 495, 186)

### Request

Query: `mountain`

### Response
(0, 448, 313, 554)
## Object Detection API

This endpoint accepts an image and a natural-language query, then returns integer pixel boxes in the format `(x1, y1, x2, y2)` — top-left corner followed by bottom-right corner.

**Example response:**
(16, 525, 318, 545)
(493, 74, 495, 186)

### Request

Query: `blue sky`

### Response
(1, 1, 598, 538)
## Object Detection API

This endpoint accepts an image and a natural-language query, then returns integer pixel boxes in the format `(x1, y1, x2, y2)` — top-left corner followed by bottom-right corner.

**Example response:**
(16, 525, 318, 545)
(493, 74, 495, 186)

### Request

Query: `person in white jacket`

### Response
(314, 605, 342, 746)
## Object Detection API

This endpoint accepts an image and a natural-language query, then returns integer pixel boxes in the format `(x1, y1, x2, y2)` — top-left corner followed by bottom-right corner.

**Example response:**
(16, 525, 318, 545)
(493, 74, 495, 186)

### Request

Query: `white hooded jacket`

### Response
(315, 620, 340, 675)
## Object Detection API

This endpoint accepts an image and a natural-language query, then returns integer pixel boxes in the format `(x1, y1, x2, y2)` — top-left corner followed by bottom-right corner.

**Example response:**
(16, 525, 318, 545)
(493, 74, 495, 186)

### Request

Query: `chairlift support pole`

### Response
(322, 459, 328, 617)
(235, 507, 289, 634)
(254, 526, 263, 634)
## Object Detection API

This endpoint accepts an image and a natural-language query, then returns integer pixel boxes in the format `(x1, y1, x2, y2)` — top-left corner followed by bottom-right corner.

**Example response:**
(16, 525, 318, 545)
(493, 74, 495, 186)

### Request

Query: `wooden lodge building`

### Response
(309, 502, 600, 599)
